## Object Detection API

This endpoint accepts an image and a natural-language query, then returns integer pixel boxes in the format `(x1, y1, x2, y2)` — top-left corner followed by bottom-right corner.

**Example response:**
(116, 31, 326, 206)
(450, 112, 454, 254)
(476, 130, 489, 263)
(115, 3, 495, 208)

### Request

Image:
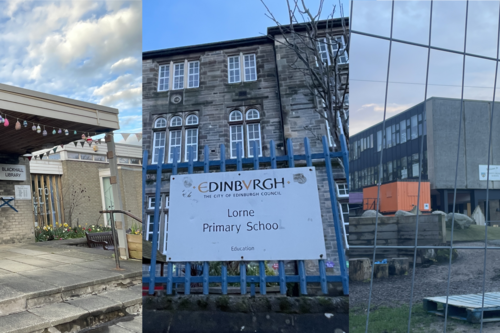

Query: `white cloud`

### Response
(0, 0, 142, 132)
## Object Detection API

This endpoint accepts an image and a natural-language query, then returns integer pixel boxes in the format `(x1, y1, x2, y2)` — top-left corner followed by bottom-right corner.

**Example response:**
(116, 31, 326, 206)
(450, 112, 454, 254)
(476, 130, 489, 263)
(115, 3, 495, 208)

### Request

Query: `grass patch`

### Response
(445, 225, 500, 242)
(350, 303, 457, 333)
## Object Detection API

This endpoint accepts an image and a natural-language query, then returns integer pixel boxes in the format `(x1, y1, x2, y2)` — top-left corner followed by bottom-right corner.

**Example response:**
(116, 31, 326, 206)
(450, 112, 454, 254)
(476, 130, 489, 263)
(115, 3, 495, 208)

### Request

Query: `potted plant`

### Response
(126, 222, 142, 259)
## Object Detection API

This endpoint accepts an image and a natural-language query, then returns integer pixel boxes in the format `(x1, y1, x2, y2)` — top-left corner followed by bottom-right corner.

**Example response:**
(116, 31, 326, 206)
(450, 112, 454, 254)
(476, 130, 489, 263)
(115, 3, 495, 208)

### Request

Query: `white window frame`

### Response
(188, 61, 200, 88)
(230, 125, 244, 158)
(186, 114, 199, 125)
(332, 36, 349, 65)
(228, 55, 241, 83)
(170, 116, 182, 127)
(152, 131, 166, 164)
(246, 109, 259, 120)
(158, 65, 169, 91)
(162, 213, 168, 254)
(336, 183, 349, 199)
(230, 110, 243, 121)
(184, 128, 198, 162)
(148, 197, 155, 209)
(338, 202, 349, 250)
(173, 63, 184, 90)
(246, 123, 262, 157)
(168, 130, 182, 163)
(155, 118, 167, 128)
(243, 54, 257, 82)
(317, 38, 330, 65)
(146, 214, 160, 250)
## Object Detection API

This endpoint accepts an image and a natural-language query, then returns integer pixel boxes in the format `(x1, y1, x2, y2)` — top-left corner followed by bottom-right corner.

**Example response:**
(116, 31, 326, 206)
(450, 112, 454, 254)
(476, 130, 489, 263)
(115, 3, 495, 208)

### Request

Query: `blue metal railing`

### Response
(142, 136, 349, 296)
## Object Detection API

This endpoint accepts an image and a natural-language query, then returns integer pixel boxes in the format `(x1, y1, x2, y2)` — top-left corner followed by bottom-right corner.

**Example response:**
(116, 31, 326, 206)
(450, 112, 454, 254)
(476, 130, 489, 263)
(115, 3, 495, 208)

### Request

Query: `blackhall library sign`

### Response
(168, 167, 326, 261)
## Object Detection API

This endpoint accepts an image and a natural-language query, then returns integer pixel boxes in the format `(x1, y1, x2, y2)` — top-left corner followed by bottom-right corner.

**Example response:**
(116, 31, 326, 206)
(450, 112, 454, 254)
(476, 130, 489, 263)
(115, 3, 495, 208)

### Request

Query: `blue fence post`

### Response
(222, 262, 228, 295)
(298, 260, 307, 295)
(318, 260, 328, 295)
(220, 144, 226, 172)
(236, 142, 242, 171)
(185, 262, 191, 295)
(167, 262, 173, 295)
(322, 136, 349, 295)
(204, 145, 210, 173)
(240, 262, 247, 295)
(203, 261, 209, 295)
(253, 141, 259, 170)
(187, 145, 194, 174)
(340, 134, 349, 189)
(304, 137, 312, 167)
(141, 150, 148, 233)
(148, 149, 164, 295)
(270, 140, 277, 169)
(279, 261, 286, 295)
(287, 139, 294, 168)
(259, 261, 267, 295)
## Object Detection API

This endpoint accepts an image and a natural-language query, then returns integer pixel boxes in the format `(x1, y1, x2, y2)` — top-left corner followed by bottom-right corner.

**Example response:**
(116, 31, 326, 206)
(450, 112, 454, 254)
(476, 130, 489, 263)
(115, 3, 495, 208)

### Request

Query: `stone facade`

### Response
(143, 19, 349, 273)
(0, 158, 35, 244)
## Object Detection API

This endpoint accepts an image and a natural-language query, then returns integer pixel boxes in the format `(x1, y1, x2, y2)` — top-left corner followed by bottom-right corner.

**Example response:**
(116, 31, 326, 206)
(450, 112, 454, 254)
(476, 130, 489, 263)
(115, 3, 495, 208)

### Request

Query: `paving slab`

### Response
(74, 259, 142, 276)
(0, 310, 50, 333)
(88, 325, 133, 333)
(59, 251, 112, 261)
(0, 268, 14, 275)
(36, 254, 87, 264)
(68, 295, 122, 313)
(8, 256, 70, 268)
(0, 259, 41, 273)
(28, 302, 89, 326)
(48, 264, 124, 283)
(99, 288, 141, 307)
(6, 248, 48, 256)
(19, 268, 96, 290)
(0, 283, 24, 302)
(0, 273, 59, 295)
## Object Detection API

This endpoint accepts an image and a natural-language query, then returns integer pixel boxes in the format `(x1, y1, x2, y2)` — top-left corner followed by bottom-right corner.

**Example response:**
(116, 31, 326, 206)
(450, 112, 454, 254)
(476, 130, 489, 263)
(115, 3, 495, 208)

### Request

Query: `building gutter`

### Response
(272, 42, 287, 155)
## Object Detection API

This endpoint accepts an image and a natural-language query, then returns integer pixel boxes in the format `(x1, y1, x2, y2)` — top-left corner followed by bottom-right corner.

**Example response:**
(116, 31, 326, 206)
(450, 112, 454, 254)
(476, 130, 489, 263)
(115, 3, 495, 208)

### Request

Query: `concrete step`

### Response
(0, 260, 142, 317)
(0, 284, 142, 333)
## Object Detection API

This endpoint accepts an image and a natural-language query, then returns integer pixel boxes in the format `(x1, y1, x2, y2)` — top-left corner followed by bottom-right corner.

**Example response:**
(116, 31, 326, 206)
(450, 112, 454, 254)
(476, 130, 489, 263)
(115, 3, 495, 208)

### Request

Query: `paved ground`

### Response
(0, 240, 142, 316)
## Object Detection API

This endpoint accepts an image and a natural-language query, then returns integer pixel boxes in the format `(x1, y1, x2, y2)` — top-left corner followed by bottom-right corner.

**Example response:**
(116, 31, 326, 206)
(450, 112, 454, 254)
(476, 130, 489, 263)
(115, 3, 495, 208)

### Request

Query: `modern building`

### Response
(29, 141, 142, 229)
(0, 83, 120, 245)
(350, 97, 500, 223)
(142, 19, 349, 271)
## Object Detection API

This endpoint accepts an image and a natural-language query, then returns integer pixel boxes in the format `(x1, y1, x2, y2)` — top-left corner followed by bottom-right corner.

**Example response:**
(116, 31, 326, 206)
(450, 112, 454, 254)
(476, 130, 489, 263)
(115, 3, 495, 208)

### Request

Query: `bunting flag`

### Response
(73, 142, 78, 147)
(27, 156, 32, 161)
(53, 147, 58, 154)
(87, 141, 92, 147)
(80, 141, 85, 148)
(39, 155, 44, 160)
(46, 150, 51, 157)
(34, 156, 38, 160)
(121, 133, 131, 141)
(135, 133, 142, 141)
(60, 144, 64, 149)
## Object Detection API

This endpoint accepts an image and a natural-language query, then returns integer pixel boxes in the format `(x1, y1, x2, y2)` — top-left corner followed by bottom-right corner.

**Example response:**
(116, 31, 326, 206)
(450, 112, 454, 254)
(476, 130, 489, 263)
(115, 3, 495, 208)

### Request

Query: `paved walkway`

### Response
(84, 313, 142, 332)
(0, 240, 142, 317)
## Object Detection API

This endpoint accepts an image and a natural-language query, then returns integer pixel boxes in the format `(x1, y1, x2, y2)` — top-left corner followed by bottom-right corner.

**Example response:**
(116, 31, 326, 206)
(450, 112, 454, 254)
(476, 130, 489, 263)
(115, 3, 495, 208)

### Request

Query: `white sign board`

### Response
(167, 167, 326, 261)
(15, 185, 31, 200)
(0, 164, 26, 181)
(479, 165, 500, 181)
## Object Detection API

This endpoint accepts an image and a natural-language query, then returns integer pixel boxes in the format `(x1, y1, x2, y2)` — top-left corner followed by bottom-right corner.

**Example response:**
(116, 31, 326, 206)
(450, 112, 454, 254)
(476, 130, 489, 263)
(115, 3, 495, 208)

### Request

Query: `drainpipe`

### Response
(272, 40, 287, 156)
(105, 132, 129, 260)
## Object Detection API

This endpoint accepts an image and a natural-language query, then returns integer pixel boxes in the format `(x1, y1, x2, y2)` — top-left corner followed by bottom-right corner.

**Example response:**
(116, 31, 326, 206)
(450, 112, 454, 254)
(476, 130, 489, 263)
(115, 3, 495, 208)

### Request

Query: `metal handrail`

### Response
(99, 209, 142, 269)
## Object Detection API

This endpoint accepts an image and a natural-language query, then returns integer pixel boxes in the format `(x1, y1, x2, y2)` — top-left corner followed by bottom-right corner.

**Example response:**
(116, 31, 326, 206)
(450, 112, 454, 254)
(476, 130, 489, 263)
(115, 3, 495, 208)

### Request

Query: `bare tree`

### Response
(64, 181, 91, 225)
(261, 0, 349, 149)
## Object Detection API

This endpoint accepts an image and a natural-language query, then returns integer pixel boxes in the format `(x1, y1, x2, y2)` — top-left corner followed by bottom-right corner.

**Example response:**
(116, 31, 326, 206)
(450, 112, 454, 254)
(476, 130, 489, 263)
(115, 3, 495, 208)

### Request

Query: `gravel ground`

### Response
(350, 241, 500, 309)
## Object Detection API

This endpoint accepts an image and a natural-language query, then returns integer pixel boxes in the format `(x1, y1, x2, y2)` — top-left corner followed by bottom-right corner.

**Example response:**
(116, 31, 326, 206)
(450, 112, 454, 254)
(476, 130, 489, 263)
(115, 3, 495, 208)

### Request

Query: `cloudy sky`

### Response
(0, 0, 142, 137)
(143, 0, 349, 51)
(350, 0, 500, 135)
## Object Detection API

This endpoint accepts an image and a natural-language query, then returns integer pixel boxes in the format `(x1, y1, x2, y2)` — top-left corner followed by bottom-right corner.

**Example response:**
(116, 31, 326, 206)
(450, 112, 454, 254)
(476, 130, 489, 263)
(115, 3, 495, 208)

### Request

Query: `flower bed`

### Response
(35, 223, 112, 242)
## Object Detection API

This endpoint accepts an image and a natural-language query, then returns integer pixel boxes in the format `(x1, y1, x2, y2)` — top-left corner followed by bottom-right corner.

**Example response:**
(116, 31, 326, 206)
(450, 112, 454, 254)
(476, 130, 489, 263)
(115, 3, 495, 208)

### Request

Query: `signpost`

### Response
(167, 167, 326, 261)
(479, 165, 500, 181)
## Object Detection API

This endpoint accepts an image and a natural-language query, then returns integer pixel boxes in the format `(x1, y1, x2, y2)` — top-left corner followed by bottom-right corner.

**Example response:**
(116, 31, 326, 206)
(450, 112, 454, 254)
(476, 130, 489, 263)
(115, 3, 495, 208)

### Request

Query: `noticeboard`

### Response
(167, 167, 326, 261)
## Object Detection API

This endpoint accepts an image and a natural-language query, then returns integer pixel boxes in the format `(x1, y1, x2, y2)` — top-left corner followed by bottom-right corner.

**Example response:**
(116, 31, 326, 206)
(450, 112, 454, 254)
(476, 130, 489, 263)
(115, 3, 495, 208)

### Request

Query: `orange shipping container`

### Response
(362, 181, 431, 214)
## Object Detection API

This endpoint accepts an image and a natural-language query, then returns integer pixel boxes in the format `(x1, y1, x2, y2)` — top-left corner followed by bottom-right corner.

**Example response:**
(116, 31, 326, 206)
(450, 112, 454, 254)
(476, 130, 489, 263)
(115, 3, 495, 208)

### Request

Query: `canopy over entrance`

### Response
(0, 83, 119, 157)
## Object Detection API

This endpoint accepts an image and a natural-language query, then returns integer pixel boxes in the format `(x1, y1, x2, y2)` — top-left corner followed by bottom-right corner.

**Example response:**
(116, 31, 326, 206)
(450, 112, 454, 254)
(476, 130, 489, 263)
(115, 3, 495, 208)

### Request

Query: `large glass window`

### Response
(243, 54, 257, 81)
(158, 65, 169, 91)
(247, 123, 262, 157)
(411, 115, 418, 139)
(377, 130, 382, 152)
(230, 125, 244, 158)
(168, 130, 182, 163)
(386, 126, 392, 148)
(228, 56, 241, 83)
(173, 63, 184, 90)
(188, 61, 200, 88)
(400, 120, 407, 143)
(185, 128, 198, 162)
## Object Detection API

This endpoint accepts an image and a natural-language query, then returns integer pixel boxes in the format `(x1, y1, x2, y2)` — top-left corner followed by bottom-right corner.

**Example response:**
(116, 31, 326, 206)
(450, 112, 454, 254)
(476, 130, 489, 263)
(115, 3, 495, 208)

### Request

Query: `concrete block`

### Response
(28, 302, 89, 326)
(388, 258, 409, 276)
(0, 310, 50, 333)
(349, 258, 371, 281)
(68, 295, 122, 314)
(373, 264, 388, 279)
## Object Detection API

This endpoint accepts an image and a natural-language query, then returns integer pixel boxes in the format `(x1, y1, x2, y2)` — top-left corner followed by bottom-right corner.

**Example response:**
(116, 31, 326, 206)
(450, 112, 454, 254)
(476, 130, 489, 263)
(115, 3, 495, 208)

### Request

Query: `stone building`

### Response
(0, 83, 120, 245)
(30, 141, 142, 230)
(142, 19, 349, 273)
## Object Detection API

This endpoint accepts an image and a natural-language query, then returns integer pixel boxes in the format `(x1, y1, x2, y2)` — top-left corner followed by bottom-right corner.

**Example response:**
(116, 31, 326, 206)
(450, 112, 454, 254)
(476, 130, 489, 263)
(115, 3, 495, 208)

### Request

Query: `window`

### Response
(400, 120, 407, 143)
(247, 123, 262, 157)
(155, 118, 167, 128)
(230, 110, 243, 121)
(228, 109, 262, 158)
(168, 130, 182, 163)
(246, 109, 259, 120)
(339, 202, 349, 249)
(170, 116, 182, 127)
(317, 36, 349, 65)
(148, 197, 155, 209)
(173, 63, 184, 90)
(377, 130, 382, 152)
(228, 54, 257, 83)
(185, 128, 198, 161)
(411, 115, 418, 139)
(230, 125, 244, 158)
(131, 158, 140, 165)
(186, 114, 199, 125)
(228, 56, 241, 83)
(118, 158, 130, 164)
(48, 153, 60, 160)
(152, 132, 166, 164)
(188, 61, 199, 88)
(386, 126, 392, 148)
(67, 153, 79, 159)
(336, 183, 349, 198)
(94, 155, 105, 162)
(244, 54, 257, 81)
(80, 154, 92, 161)
(158, 65, 169, 91)
(370, 134, 373, 148)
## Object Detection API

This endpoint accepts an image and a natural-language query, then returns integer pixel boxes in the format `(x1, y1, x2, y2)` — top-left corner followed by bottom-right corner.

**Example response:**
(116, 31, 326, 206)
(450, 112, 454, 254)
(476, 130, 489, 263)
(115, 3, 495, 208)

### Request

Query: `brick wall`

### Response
(0, 158, 35, 244)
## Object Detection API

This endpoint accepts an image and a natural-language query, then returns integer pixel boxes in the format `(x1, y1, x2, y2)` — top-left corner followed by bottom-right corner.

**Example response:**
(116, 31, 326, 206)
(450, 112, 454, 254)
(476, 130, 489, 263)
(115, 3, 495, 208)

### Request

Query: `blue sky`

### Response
(0, 0, 142, 139)
(143, 0, 350, 51)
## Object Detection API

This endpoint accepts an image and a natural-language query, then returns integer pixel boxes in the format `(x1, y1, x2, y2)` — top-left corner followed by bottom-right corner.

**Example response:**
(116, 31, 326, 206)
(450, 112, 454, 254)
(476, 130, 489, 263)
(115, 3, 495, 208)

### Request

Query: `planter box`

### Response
(127, 234, 142, 259)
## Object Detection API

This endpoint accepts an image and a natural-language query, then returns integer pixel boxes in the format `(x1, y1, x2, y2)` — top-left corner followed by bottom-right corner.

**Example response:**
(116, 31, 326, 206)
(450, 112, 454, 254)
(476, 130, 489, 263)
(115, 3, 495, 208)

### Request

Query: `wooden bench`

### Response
(85, 231, 115, 250)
